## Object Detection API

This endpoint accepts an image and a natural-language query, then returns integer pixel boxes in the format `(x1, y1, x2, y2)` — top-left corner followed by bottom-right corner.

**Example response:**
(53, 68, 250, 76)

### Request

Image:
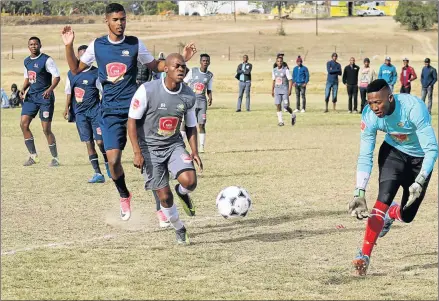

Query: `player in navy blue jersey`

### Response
(61, 3, 197, 221)
(64, 45, 110, 183)
(20, 36, 61, 167)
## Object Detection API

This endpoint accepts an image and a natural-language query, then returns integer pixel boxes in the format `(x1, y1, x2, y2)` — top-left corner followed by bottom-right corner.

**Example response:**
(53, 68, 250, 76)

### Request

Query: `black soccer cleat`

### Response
(175, 184, 195, 216)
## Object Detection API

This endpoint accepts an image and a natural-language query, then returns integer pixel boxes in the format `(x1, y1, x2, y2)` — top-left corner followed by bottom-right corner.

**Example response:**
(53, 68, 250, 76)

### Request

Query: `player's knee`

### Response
(42, 127, 52, 137)
(96, 140, 104, 148)
(157, 188, 173, 206)
(180, 173, 197, 191)
(20, 120, 29, 131)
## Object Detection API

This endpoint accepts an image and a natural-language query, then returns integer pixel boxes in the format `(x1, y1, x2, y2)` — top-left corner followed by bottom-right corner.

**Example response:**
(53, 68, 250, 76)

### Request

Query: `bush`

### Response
(394, 1, 438, 31)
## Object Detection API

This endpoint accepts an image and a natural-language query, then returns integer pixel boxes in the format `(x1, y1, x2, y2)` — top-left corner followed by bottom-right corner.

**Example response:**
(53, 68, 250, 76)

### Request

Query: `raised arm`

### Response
(61, 26, 90, 75)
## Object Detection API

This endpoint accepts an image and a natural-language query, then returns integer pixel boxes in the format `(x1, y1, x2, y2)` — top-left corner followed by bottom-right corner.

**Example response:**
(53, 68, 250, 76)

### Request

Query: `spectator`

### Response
(421, 57, 437, 114)
(151, 52, 166, 81)
(358, 58, 377, 113)
(236, 54, 252, 112)
(325, 52, 342, 113)
(9, 83, 22, 108)
(378, 56, 397, 93)
(136, 60, 152, 86)
(399, 57, 417, 94)
(292, 55, 309, 113)
(342, 57, 360, 113)
(1, 88, 9, 108)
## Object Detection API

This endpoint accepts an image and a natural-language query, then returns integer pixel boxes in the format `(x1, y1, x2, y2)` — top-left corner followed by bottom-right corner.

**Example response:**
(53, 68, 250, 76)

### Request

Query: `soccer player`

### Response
(63, 45, 110, 183)
(348, 79, 438, 276)
(20, 36, 61, 167)
(181, 53, 213, 153)
(61, 3, 196, 221)
(127, 53, 202, 244)
(272, 56, 294, 126)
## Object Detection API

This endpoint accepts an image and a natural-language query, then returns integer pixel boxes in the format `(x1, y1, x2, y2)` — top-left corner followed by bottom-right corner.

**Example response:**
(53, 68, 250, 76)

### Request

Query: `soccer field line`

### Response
(1, 215, 220, 256)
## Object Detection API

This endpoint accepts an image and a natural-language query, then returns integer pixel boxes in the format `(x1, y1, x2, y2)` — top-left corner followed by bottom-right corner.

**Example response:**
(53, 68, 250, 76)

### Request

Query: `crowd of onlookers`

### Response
(1, 83, 22, 109)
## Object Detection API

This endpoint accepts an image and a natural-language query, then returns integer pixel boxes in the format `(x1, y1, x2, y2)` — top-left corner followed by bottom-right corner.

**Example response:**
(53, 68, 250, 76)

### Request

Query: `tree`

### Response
(139, 1, 158, 15)
(157, 1, 178, 14)
(191, 1, 228, 15)
(394, 1, 438, 31)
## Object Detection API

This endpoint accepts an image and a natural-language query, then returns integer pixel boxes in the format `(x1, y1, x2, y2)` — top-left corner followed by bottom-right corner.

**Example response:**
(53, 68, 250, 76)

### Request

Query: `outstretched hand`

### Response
(348, 195, 370, 220)
(61, 26, 75, 46)
(182, 42, 197, 62)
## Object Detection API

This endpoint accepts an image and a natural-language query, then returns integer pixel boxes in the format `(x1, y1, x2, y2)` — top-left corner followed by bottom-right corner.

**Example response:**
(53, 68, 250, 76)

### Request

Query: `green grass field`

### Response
(1, 16, 438, 300)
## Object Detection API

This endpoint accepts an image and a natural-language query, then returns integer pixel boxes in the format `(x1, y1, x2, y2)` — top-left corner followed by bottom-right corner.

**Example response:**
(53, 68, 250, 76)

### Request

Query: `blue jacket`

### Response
(292, 65, 309, 84)
(421, 66, 437, 88)
(378, 64, 398, 85)
(326, 60, 342, 83)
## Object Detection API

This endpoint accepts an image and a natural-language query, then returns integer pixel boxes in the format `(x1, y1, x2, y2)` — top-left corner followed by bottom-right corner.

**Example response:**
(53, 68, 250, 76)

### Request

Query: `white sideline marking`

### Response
(1, 215, 221, 256)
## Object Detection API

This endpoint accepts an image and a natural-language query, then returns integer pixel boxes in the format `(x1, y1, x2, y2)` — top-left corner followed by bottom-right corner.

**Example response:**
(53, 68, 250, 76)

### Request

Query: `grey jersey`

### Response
(187, 67, 213, 104)
(273, 66, 290, 94)
(137, 80, 196, 151)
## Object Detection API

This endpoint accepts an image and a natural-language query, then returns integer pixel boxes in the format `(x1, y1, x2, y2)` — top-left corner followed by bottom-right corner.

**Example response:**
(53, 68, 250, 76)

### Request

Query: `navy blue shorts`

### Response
(21, 94, 55, 122)
(75, 106, 102, 142)
(100, 108, 128, 151)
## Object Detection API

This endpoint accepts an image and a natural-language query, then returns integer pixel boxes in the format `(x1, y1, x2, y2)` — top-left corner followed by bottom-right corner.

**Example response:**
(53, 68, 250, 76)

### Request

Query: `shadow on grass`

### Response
(401, 262, 438, 272)
(210, 147, 322, 154)
(193, 210, 346, 236)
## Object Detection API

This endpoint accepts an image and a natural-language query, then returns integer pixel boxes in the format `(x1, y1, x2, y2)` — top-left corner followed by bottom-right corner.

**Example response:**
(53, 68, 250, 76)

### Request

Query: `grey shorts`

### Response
(195, 102, 207, 125)
(274, 94, 289, 106)
(142, 144, 195, 191)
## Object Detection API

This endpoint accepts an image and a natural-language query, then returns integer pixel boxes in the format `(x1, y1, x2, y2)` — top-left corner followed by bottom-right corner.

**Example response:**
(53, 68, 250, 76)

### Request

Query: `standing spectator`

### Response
(358, 58, 376, 113)
(378, 56, 397, 93)
(236, 54, 252, 112)
(136, 60, 152, 86)
(421, 57, 437, 114)
(9, 83, 22, 108)
(342, 57, 360, 113)
(292, 55, 309, 113)
(399, 57, 417, 94)
(325, 52, 342, 113)
(1, 88, 9, 108)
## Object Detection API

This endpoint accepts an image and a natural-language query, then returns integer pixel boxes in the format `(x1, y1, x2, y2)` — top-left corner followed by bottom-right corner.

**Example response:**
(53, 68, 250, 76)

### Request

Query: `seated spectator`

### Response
(1, 88, 9, 108)
(9, 83, 22, 108)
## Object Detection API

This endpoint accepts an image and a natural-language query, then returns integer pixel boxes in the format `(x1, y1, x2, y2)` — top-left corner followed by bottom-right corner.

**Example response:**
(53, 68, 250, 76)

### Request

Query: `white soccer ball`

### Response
(216, 186, 252, 219)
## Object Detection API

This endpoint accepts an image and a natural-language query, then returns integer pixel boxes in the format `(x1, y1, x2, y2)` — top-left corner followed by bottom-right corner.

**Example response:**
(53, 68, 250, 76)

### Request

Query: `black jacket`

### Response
(136, 61, 152, 85)
(342, 64, 360, 85)
(236, 62, 252, 81)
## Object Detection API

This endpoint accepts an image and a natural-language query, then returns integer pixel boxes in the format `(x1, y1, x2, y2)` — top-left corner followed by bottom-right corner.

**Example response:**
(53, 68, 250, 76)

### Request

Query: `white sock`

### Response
(200, 133, 206, 146)
(161, 203, 184, 230)
(178, 184, 191, 195)
(180, 131, 187, 141)
(277, 111, 283, 123)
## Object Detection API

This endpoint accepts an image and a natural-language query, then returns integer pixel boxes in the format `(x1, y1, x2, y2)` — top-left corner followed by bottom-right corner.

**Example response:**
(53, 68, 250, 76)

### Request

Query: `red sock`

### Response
(388, 204, 402, 221)
(361, 201, 389, 257)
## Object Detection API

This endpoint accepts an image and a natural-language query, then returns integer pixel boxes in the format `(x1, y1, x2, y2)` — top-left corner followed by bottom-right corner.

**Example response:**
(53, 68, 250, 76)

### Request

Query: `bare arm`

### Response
(128, 117, 144, 170)
(20, 78, 30, 99)
(64, 94, 72, 120)
(61, 26, 89, 75)
(207, 90, 212, 106)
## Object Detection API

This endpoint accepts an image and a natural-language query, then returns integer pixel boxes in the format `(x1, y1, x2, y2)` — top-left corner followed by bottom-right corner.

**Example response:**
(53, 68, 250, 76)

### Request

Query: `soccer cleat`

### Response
(156, 210, 171, 229)
(236, 109, 241, 112)
(293, 109, 300, 113)
(120, 193, 132, 221)
(88, 173, 105, 184)
(23, 156, 39, 166)
(324, 109, 329, 113)
(291, 113, 296, 126)
(301, 109, 306, 113)
(352, 249, 370, 276)
(379, 202, 397, 238)
(199, 145, 205, 153)
(278, 122, 284, 126)
(175, 226, 190, 245)
(175, 184, 195, 216)
(105, 162, 112, 178)
(49, 157, 60, 167)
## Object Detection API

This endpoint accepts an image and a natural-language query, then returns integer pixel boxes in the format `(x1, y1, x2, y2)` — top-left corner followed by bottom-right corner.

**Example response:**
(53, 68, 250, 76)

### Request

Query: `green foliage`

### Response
(157, 1, 178, 14)
(394, 1, 438, 31)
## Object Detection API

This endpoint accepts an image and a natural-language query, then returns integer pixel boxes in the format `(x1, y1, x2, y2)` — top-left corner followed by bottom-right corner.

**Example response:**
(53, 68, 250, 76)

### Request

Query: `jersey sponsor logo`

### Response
(42, 111, 50, 118)
(397, 122, 404, 127)
(390, 133, 409, 143)
(180, 153, 193, 164)
(361, 120, 366, 131)
(28, 71, 37, 84)
(105, 62, 127, 83)
(121, 50, 130, 57)
(74, 87, 85, 103)
(132, 98, 140, 110)
(158, 117, 179, 137)
(96, 127, 102, 135)
(275, 77, 283, 86)
(193, 82, 205, 94)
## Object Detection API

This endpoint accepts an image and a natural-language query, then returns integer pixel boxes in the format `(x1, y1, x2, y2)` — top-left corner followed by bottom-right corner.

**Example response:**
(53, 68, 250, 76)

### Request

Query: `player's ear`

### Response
(164, 66, 169, 73)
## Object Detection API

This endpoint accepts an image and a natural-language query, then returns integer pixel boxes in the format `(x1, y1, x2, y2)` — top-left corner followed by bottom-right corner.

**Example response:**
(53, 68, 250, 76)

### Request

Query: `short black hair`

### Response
(78, 45, 88, 52)
(366, 79, 389, 94)
(200, 53, 210, 60)
(106, 3, 125, 15)
(28, 36, 41, 44)
(11, 83, 17, 89)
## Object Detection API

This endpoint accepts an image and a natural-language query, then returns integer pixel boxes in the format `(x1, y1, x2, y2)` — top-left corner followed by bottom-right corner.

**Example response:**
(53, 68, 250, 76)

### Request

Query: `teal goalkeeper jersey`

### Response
(357, 93, 438, 189)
